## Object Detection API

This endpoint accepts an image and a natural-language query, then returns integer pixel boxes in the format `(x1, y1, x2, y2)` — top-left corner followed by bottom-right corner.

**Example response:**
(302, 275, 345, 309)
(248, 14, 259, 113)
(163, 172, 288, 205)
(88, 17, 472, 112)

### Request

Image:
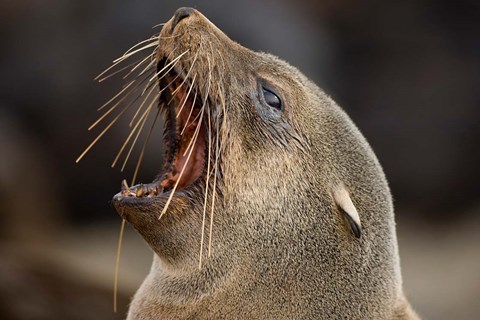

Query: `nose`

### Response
(171, 7, 195, 32)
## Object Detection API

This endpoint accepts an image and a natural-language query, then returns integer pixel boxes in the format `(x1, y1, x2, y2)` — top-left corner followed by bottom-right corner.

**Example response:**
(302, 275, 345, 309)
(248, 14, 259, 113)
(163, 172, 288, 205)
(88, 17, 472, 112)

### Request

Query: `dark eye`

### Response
(262, 87, 282, 111)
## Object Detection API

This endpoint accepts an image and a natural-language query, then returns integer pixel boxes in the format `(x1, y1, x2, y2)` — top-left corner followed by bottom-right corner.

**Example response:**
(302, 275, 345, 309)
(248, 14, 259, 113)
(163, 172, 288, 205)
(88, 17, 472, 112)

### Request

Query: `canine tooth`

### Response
(155, 185, 163, 195)
(121, 179, 130, 194)
(147, 184, 155, 193)
(136, 185, 145, 197)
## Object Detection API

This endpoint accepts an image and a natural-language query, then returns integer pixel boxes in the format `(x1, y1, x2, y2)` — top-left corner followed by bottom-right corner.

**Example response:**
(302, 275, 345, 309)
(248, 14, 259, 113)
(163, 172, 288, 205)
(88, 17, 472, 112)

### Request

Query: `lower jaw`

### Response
(112, 177, 208, 212)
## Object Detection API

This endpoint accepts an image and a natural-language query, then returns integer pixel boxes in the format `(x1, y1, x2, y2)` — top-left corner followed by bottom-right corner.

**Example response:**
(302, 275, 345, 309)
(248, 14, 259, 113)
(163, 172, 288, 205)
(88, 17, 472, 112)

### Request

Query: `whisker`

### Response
(199, 103, 213, 269)
(131, 105, 162, 185)
(158, 34, 181, 39)
(113, 218, 126, 313)
(135, 58, 157, 78)
(91, 70, 155, 131)
(97, 59, 143, 83)
(148, 50, 188, 83)
(121, 99, 156, 172)
(89, 85, 138, 131)
(122, 54, 155, 80)
(95, 55, 144, 82)
(152, 22, 166, 29)
(176, 74, 197, 118)
(97, 81, 135, 112)
(181, 70, 211, 155)
(168, 48, 200, 106)
(181, 92, 207, 157)
(209, 82, 226, 257)
(76, 101, 132, 163)
(122, 36, 158, 57)
(180, 92, 198, 136)
(141, 73, 161, 95)
(129, 85, 157, 127)
(112, 95, 158, 168)
(114, 41, 158, 64)
(208, 126, 219, 257)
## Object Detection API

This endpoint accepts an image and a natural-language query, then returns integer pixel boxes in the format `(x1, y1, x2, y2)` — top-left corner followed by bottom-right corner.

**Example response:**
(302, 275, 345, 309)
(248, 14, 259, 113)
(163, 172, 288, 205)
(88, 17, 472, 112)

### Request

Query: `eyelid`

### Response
(257, 80, 284, 112)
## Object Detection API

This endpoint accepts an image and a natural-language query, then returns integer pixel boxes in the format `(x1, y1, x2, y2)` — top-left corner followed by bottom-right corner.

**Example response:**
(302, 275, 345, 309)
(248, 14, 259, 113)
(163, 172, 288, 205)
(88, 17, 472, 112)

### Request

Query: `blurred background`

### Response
(1, 0, 479, 319)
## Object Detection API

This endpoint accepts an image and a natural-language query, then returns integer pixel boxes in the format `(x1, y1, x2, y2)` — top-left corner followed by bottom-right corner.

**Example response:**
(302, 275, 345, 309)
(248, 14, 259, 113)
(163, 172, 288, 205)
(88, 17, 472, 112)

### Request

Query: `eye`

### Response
(262, 86, 283, 111)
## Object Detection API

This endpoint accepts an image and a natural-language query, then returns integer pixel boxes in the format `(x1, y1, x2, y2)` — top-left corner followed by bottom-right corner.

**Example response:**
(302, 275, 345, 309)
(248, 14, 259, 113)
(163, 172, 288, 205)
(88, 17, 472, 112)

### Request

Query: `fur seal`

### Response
(110, 7, 420, 320)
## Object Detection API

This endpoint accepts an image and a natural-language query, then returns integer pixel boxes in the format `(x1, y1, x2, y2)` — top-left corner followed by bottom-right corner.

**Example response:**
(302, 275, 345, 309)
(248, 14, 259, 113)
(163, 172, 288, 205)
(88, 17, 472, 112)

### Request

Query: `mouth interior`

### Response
(121, 59, 206, 198)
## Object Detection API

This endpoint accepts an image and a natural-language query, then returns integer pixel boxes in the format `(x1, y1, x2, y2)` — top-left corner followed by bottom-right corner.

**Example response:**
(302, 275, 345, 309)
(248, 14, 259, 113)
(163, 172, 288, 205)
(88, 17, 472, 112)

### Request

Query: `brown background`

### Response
(1, 0, 479, 319)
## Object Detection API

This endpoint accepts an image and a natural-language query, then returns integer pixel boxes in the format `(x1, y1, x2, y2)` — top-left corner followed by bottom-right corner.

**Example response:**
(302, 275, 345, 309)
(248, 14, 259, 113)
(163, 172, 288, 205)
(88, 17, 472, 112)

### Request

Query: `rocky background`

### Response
(1, 0, 479, 319)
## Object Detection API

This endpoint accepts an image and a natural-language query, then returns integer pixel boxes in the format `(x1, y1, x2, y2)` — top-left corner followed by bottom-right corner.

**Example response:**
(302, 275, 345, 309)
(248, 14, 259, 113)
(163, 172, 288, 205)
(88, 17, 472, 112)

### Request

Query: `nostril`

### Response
(171, 7, 195, 32)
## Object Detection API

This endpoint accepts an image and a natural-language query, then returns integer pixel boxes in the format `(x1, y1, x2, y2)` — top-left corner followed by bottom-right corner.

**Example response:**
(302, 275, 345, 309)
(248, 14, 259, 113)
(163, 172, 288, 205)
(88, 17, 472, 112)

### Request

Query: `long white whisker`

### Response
(97, 81, 135, 111)
(122, 36, 158, 57)
(122, 54, 155, 79)
(97, 59, 143, 83)
(129, 85, 157, 127)
(148, 50, 188, 83)
(209, 82, 226, 257)
(121, 98, 156, 172)
(114, 41, 158, 64)
(181, 79, 209, 153)
(76, 101, 132, 163)
(168, 48, 200, 105)
(131, 106, 162, 185)
(180, 92, 198, 136)
(199, 103, 213, 269)
(112, 96, 158, 168)
(176, 74, 196, 118)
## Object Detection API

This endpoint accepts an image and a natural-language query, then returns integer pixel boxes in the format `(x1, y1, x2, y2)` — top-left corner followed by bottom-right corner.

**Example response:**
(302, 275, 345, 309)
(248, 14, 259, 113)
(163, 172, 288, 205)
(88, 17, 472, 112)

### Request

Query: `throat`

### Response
(159, 113, 206, 191)
(157, 74, 207, 193)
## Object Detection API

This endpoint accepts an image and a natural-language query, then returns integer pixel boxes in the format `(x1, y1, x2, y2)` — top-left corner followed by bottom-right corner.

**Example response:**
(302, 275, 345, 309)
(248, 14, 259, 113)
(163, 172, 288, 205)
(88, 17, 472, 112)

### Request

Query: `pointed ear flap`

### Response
(333, 185, 361, 238)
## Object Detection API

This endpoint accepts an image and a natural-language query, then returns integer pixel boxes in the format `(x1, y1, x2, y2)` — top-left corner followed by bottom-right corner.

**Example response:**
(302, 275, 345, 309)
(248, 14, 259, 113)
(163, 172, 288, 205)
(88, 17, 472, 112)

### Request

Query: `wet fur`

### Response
(114, 9, 419, 320)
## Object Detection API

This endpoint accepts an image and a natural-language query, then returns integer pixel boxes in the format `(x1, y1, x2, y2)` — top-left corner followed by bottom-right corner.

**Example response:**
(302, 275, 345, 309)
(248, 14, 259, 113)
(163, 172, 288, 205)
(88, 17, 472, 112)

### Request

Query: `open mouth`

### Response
(117, 58, 207, 201)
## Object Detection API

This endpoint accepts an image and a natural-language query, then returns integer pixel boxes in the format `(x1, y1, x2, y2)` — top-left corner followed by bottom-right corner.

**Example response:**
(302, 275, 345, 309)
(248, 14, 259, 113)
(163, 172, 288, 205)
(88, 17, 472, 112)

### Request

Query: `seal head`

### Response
(112, 7, 419, 320)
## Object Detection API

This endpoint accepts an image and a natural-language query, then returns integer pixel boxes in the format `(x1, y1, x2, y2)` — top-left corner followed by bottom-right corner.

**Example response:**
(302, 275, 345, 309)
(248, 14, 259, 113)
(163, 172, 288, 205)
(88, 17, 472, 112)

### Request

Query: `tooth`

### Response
(147, 184, 155, 194)
(155, 185, 163, 195)
(121, 179, 130, 195)
(136, 184, 145, 197)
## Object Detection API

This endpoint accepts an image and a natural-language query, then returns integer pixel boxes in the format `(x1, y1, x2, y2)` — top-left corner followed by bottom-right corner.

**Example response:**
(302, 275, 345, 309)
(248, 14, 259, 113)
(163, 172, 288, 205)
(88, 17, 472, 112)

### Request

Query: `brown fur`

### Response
(113, 8, 419, 320)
